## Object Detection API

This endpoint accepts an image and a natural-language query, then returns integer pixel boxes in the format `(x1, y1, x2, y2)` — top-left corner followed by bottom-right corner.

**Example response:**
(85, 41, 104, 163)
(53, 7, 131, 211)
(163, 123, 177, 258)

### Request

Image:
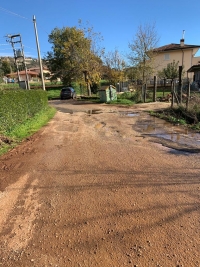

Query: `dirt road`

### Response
(0, 100, 199, 267)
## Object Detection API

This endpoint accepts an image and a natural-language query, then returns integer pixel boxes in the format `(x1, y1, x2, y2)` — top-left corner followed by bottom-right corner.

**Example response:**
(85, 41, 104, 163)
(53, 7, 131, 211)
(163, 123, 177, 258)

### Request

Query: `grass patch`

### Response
(149, 109, 187, 125)
(47, 89, 61, 100)
(0, 83, 20, 90)
(149, 106, 200, 131)
(0, 106, 56, 156)
(108, 99, 135, 105)
(78, 95, 100, 102)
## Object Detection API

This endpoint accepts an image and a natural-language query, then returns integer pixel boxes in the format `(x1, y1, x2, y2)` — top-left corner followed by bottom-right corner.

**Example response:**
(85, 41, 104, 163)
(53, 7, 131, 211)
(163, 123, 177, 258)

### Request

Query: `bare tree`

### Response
(128, 23, 159, 84)
(103, 49, 126, 85)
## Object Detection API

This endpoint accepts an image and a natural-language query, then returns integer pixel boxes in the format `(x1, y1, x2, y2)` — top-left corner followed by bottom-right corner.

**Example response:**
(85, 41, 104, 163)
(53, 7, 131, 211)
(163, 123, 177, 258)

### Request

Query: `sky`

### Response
(1, 0, 200, 61)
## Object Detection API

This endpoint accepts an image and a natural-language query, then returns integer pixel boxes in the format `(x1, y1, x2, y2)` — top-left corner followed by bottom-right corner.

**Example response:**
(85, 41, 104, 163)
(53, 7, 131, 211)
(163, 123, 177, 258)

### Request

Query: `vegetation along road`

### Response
(0, 100, 199, 267)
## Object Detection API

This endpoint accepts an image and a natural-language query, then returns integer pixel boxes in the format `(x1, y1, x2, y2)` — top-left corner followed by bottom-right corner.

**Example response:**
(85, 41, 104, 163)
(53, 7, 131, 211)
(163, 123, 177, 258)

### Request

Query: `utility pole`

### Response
(6, 34, 30, 89)
(33, 15, 45, 91)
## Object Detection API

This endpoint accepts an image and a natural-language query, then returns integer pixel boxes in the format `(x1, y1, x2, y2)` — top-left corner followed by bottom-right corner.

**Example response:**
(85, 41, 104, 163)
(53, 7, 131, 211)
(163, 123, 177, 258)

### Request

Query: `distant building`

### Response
(153, 39, 200, 80)
(28, 66, 50, 75)
(7, 70, 38, 81)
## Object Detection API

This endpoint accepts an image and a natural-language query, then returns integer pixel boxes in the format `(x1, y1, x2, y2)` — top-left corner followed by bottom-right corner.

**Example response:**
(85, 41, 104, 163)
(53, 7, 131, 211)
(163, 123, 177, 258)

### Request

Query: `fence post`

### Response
(171, 81, 175, 108)
(179, 66, 183, 104)
(186, 80, 190, 111)
(153, 76, 157, 102)
(163, 78, 166, 97)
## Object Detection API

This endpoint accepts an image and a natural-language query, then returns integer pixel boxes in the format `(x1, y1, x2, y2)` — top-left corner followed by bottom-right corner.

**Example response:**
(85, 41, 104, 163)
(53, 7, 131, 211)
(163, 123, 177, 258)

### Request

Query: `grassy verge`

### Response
(149, 108, 188, 125)
(108, 99, 135, 105)
(149, 106, 200, 131)
(0, 106, 56, 156)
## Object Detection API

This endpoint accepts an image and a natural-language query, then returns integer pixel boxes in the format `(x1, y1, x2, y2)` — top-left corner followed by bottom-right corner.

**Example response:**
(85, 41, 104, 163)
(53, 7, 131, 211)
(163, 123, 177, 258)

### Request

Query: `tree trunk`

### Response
(143, 83, 147, 103)
(87, 82, 91, 97)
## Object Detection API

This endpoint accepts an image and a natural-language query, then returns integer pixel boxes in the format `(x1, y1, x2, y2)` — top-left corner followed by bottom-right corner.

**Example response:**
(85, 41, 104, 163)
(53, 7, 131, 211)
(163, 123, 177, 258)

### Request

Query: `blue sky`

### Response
(0, 0, 200, 60)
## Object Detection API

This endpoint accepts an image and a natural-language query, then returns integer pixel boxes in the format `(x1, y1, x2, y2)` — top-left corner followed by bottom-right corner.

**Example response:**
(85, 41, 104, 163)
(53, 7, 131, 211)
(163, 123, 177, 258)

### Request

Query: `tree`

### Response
(45, 25, 103, 95)
(124, 66, 141, 83)
(158, 60, 179, 82)
(0, 60, 11, 76)
(158, 60, 181, 107)
(103, 49, 126, 85)
(128, 23, 159, 84)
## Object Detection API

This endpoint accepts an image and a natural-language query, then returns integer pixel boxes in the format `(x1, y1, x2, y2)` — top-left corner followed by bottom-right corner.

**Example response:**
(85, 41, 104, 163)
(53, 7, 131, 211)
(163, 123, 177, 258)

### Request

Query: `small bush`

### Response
(117, 90, 142, 103)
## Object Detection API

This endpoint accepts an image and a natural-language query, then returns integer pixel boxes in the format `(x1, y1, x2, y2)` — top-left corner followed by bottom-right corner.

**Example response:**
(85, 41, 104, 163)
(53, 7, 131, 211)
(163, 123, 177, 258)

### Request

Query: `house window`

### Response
(164, 53, 170, 60)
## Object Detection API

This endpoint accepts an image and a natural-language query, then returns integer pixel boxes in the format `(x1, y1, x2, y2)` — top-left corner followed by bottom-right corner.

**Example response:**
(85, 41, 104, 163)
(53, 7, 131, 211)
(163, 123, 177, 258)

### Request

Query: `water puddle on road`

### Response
(87, 109, 102, 115)
(134, 114, 200, 152)
(57, 107, 74, 114)
(118, 111, 139, 117)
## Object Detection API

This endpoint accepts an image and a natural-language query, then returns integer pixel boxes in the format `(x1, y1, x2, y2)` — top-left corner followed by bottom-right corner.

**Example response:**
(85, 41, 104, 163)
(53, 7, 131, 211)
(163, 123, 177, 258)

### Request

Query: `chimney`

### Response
(180, 30, 185, 46)
(180, 38, 184, 47)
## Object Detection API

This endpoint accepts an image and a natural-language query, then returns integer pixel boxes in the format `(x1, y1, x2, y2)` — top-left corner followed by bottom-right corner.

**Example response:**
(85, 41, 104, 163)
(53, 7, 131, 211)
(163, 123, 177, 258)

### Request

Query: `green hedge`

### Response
(0, 89, 48, 133)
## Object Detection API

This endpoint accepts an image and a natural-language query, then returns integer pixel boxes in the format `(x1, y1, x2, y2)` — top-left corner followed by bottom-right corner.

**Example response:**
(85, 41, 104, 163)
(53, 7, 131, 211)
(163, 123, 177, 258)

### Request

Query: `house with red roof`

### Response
(153, 38, 200, 80)
(7, 70, 39, 82)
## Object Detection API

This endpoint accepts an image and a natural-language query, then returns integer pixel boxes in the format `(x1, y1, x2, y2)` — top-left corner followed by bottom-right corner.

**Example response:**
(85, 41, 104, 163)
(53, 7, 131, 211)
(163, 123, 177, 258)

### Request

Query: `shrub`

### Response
(0, 89, 48, 133)
(117, 90, 142, 103)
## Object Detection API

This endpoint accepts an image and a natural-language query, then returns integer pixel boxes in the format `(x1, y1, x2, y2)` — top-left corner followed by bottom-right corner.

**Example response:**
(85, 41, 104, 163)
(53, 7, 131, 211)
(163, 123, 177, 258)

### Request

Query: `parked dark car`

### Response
(60, 87, 76, 100)
(190, 80, 200, 91)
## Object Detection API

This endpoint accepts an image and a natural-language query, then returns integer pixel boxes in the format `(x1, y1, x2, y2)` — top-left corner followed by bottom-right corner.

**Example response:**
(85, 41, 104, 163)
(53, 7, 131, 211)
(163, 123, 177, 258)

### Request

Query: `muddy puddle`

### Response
(118, 111, 139, 117)
(56, 107, 103, 115)
(87, 109, 102, 115)
(55, 104, 200, 153)
(134, 114, 200, 153)
(57, 107, 74, 114)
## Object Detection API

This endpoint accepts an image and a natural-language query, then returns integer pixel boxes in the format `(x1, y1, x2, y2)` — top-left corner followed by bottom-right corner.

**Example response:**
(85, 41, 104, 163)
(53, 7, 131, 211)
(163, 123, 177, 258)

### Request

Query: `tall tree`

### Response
(103, 49, 126, 85)
(128, 23, 159, 84)
(45, 26, 103, 95)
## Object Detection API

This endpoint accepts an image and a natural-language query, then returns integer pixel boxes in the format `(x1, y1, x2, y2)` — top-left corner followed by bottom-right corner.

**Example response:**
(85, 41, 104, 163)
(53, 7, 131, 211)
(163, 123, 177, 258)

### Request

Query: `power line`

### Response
(0, 6, 50, 59)
(0, 6, 30, 20)
(23, 45, 37, 51)
(0, 6, 49, 35)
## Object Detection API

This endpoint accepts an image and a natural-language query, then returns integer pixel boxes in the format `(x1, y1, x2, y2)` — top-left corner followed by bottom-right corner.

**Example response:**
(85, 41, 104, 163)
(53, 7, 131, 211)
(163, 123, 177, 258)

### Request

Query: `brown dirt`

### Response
(0, 100, 199, 267)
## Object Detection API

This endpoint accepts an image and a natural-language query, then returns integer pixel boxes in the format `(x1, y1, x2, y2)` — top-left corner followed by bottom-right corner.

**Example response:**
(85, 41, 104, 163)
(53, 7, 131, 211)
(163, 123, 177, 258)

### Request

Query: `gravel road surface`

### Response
(0, 100, 199, 267)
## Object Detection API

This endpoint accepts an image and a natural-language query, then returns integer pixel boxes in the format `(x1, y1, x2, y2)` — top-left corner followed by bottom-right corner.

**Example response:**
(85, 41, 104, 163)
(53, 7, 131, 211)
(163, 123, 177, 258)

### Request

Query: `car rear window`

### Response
(62, 88, 71, 92)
